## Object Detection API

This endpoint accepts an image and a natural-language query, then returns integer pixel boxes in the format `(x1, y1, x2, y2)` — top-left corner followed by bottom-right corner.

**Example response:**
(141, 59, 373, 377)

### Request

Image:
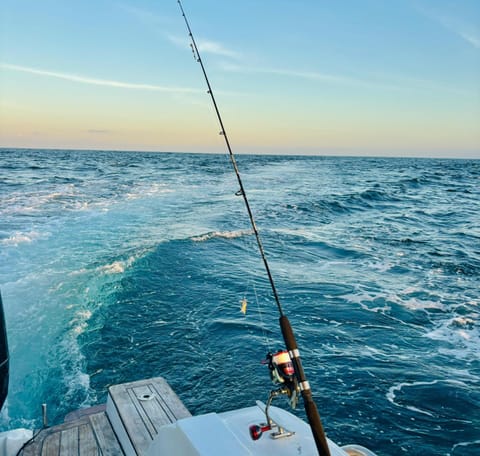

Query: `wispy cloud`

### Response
(197, 39, 241, 59)
(219, 62, 470, 95)
(252, 67, 363, 85)
(457, 30, 480, 49)
(438, 17, 480, 50)
(166, 34, 241, 60)
(0, 63, 201, 93)
(120, 2, 242, 60)
(416, 4, 480, 50)
(219, 62, 401, 90)
(118, 4, 171, 26)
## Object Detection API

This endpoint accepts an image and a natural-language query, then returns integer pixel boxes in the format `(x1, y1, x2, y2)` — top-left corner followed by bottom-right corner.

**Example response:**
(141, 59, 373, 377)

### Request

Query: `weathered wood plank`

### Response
(20, 376, 189, 456)
(127, 384, 156, 437)
(138, 388, 175, 431)
(20, 415, 120, 456)
(65, 404, 107, 423)
(59, 427, 78, 455)
(78, 423, 98, 456)
(108, 376, 191, 454)
(41, 432, 60, 456)
(150, 378, 191, 420)
(108, 384, 152, 454)
(89, 412, 124, 456)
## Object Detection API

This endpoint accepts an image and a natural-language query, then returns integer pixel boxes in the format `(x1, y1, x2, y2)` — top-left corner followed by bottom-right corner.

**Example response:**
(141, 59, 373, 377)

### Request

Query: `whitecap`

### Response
(191, 230, 253, 242)
(69, 309, 92, 335)
(402, 297, 445, 311)
(76, 310, 92, 320)
(125, 183, 173, 200)
(451, 317, 475, 329)
(343, 291, 392, 313)
(452, 439, 480, 453)
(1, 231, 45, 246)
(424, 315, 479, 359)
(73, 322, 88, 335)
(100, 261, 125, 274)
(386, 380, 437, 417)
(68, 268, 88, 276)
(98, 255, 138, 275)
(360, 303, 391, 314)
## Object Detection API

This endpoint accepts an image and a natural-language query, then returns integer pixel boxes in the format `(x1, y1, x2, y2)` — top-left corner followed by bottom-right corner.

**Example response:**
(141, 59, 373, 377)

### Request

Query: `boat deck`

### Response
(19, 377, 191, 456)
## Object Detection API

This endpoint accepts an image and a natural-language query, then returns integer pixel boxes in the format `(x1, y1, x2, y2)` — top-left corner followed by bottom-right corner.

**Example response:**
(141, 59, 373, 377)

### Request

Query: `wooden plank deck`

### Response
(20, 410, 124, 456)
(19, 377, 191, 456)
(107, 377, 192, 455)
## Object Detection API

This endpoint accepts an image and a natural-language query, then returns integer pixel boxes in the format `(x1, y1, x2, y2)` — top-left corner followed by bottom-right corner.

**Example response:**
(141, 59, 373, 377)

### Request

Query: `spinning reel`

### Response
(249, 349, 300, 441)
(266, 349, 300, 409)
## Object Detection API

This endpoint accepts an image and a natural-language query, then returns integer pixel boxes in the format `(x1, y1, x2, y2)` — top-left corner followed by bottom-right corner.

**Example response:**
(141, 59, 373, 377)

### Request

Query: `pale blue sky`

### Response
(1, 0, 479, 157)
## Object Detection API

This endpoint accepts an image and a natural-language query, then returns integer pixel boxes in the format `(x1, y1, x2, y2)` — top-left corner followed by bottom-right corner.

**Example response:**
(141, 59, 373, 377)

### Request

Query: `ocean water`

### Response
(0, 148, 479, 455)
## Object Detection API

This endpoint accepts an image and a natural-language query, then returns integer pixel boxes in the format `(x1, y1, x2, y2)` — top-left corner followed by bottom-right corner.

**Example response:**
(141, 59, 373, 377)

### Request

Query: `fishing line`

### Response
(177, 0, 284, 318)
(252, 281, 273, 352)
(177, 2, 331, 455)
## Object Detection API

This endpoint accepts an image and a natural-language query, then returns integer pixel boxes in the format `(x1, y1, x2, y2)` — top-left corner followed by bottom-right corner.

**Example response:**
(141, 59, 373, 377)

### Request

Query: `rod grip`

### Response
(279, 315, 331, 456)
(303, 391, 331, 456)
(279, 315, 297, 352)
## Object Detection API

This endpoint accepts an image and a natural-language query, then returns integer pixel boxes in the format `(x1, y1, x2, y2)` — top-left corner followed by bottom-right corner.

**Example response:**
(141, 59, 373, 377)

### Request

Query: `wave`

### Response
(125, 183, 173, 200)
(386, 380, 439, 416)
(190, 229, 253, 242)
(452, 440, 480, 455)
(208, 318, 274, 336)
(284, 199, 351, 216)
(428, 260, 480, 277)
(386, 378, 478, 428)
(424, 313, 479, 360)
(0, 230, 47, 246)
(98, 260, 130, 275)
(3, 150, 480, 451)
(68, 253, 145, 277)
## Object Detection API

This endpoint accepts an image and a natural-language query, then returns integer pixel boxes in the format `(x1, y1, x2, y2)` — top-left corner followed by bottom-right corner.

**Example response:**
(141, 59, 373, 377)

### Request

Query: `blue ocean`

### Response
(0, 148, 478, 455)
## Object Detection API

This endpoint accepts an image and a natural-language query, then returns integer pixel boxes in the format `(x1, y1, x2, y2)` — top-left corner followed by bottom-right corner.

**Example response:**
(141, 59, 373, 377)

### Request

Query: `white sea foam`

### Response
(343, 291, 393, 313)
(1, 231, 46, 246)
(368, 261, 394, 272)
(424, 314, 479, 359)
(2, 186, 79, 214)
(360, 303, 391, 313)
(452, 439, 480, 453)
(402, 297, 445, 311)
(99, 255, 139, 275)
(387, 380, 437, 416)
(125, 183, 172, 200)
(73, 322, 88, 335)
(345, 288, 447, 312)
(191, 229, 253, 242)
(68, 268, 88, 277)
(387, 379, 471, 418)
(68, 252, 147, 278)
(100, 261, 126, 274)
(76, 310, 92, 320)
(451, 316, 475, 328)
(69, 309, 93, 335)
(342, 292, 369, 305)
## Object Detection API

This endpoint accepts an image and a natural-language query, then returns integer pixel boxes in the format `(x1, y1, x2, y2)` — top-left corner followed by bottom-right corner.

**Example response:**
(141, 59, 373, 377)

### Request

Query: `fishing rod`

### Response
(177, 2, 331, 455)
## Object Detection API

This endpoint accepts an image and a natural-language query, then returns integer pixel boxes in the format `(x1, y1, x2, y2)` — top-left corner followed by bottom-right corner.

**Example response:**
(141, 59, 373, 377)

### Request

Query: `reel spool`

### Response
(268, 350, 295, 384)
(266, 350, 300, 409)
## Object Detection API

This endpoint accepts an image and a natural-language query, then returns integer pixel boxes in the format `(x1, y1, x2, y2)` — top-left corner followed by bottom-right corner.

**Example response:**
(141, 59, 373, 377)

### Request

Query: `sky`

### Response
(0, 0, 479, 157)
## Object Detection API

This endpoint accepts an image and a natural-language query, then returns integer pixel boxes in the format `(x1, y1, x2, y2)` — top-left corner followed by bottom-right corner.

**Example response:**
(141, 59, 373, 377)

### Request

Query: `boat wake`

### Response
(191, 230, 253, 242)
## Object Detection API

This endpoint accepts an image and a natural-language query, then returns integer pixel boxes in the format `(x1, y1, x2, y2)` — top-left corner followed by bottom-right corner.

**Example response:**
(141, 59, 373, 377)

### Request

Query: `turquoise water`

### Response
(0, 148, 479, 455)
